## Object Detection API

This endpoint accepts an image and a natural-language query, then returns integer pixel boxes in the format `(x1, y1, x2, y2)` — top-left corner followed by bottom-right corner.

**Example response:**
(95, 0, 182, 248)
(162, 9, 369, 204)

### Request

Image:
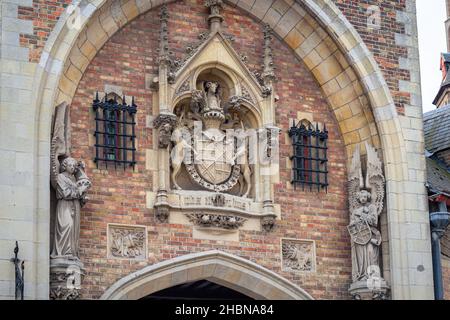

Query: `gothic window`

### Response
(93, 92, 137, 169)
(289, 120, 328, 192)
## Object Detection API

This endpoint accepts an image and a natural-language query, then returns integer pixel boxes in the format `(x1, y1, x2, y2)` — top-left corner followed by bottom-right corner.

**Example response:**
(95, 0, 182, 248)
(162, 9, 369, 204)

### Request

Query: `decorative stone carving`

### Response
(158, 5, 170, 65)
(50, 102, 91, 300)
(186, 213, 246, 230)
(155, 204, 170, 223)
(173, 81, 251, 193)
(261, 216, 276, 232)
(108, 224, 147, 260)
(347, 142, 388, 299)
(281, 239, 315, 272)
(205, 0, 224, 30)
(153, 112, 177, 149)
(49, 259, 84, 300)
(262, 24, 276, 83)
(241, 85, 254, 103)
(176, 78, 191, 95)
(172, 32, 211, 74)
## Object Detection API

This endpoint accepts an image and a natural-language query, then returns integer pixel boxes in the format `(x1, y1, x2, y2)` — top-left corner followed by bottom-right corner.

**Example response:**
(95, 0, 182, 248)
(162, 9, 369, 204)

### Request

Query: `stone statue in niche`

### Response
(50, 158, 91, 259)
(50, 102, 91, 300)
(50, 102, 91, 260)
(347, 142, 388, 299)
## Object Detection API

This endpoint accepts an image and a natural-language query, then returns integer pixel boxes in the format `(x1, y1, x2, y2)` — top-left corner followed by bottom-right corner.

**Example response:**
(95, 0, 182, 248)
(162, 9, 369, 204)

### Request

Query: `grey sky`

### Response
(417, 0, 447, 112)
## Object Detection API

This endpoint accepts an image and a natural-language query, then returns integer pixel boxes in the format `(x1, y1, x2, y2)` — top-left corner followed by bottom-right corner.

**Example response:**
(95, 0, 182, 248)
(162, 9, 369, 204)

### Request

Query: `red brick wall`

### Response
(70, 1, 351, 299)
(334, 0, 409, 115)
(17, 0, 413, 116)
(18, 0, 70, 63)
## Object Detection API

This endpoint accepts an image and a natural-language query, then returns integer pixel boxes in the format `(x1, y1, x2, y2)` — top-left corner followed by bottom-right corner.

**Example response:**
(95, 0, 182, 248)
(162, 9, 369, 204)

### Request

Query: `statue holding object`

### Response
(347, 142, 389, 300)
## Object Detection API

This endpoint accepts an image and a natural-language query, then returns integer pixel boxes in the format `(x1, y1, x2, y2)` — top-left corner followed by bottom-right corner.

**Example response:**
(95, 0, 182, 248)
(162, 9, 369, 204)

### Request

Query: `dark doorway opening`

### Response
(140, 280, 254, 300)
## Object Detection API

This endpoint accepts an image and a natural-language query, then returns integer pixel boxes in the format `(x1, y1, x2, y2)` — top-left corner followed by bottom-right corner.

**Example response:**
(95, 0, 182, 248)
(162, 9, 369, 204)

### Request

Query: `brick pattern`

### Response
(334, 0, 409, 115)
(70, 0, 351, 300)
(17, 0, 70, 62)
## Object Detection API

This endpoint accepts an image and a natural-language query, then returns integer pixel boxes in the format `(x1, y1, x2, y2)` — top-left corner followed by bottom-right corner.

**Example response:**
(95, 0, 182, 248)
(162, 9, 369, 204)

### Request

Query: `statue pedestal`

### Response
(349, 279, 389, 300)
(50, 258, 85, 300)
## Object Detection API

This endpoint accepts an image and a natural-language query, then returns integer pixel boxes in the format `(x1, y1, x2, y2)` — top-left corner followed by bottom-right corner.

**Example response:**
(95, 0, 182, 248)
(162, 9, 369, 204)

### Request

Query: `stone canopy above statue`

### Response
(152, 4, 280, 233)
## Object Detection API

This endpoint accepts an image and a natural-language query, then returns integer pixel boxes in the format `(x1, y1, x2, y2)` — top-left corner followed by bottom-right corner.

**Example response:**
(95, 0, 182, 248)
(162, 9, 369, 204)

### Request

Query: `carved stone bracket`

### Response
(50, 259, 84, 300)
(349, 280, 390, 300)
(153, 112, 177, 149)
(186, 212, 247, 230)
(261, 215, 276, 232)
(155, 203, 170, 223)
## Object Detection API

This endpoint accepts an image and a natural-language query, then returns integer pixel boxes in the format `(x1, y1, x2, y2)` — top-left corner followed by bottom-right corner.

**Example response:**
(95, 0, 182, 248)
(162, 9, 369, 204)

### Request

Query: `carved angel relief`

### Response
(347, 142, 388, 298)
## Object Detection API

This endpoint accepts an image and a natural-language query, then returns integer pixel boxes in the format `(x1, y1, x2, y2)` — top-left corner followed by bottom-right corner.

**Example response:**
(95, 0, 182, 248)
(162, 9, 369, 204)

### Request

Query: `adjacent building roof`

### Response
(423, 104, 450, 154)
(426, 157, 450, 196)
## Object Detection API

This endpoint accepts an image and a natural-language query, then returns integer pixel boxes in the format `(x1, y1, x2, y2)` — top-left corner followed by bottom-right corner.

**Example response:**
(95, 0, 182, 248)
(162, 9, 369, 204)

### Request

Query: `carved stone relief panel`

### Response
(281, 239, 316, 273)
(107, 224, 147, 260)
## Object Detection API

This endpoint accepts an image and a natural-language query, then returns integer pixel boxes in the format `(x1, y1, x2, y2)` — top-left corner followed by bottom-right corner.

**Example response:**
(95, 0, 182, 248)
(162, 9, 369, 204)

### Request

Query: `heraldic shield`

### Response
(347, 220, 372, 245)
(195, 130, 234, 185)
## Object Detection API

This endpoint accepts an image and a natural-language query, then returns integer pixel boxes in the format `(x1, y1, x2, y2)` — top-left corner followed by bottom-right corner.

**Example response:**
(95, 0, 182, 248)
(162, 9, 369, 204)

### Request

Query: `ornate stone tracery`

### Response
(152, 1, 280, 236)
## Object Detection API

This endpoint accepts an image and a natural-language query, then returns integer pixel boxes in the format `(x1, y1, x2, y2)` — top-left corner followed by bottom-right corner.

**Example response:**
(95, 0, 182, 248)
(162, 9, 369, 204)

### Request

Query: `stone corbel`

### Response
(153, 112, 177, 149)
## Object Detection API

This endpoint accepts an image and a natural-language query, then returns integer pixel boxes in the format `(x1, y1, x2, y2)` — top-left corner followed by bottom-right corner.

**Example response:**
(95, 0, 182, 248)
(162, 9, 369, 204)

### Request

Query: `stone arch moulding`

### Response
(32, 0, 429, 299)
(100, 250, 313, 300)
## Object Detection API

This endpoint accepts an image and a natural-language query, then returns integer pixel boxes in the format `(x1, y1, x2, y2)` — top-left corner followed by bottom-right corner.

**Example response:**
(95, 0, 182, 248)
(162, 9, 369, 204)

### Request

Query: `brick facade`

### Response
(335, 0, 410, 115)
(70, 1, 350, 299)
(16, 1, 413, 116)
(0, 0, 434, 300)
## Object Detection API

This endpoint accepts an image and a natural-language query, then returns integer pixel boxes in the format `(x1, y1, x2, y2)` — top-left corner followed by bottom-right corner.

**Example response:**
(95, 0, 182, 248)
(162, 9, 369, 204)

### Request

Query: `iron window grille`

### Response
(289, 120, 328, 192)
(93, 92, 137, 170)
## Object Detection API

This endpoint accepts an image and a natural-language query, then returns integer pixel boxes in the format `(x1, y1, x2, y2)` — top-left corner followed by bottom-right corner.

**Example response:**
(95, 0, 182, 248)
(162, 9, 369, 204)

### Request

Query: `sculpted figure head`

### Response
(357, 190, 371, 205)
(61, 157, 78, 175)
(205, 81, 219, 94)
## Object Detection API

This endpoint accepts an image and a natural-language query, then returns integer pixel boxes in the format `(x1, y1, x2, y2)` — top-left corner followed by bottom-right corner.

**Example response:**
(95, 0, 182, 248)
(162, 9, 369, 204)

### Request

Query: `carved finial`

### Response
(205, 0, 223, 32)
(159, 4, 170, 66)
(262, 24, 276, 86)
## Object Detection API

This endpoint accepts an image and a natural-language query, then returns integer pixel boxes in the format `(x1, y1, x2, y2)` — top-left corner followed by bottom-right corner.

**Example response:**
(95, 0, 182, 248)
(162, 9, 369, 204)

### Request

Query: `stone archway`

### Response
(30, 0, 433, 299)
(100, 250, 313, 300)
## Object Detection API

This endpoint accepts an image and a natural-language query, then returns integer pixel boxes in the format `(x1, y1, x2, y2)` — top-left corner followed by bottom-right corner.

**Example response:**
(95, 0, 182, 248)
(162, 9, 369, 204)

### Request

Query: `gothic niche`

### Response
(171, 74, 254, 198)
(152, 3, 279, 232)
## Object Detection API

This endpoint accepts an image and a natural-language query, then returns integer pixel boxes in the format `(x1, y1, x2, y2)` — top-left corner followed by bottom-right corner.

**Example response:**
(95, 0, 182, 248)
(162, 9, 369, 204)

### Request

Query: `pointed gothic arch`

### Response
(100, 250, 313, 300)
(30, 0, 433, 299)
